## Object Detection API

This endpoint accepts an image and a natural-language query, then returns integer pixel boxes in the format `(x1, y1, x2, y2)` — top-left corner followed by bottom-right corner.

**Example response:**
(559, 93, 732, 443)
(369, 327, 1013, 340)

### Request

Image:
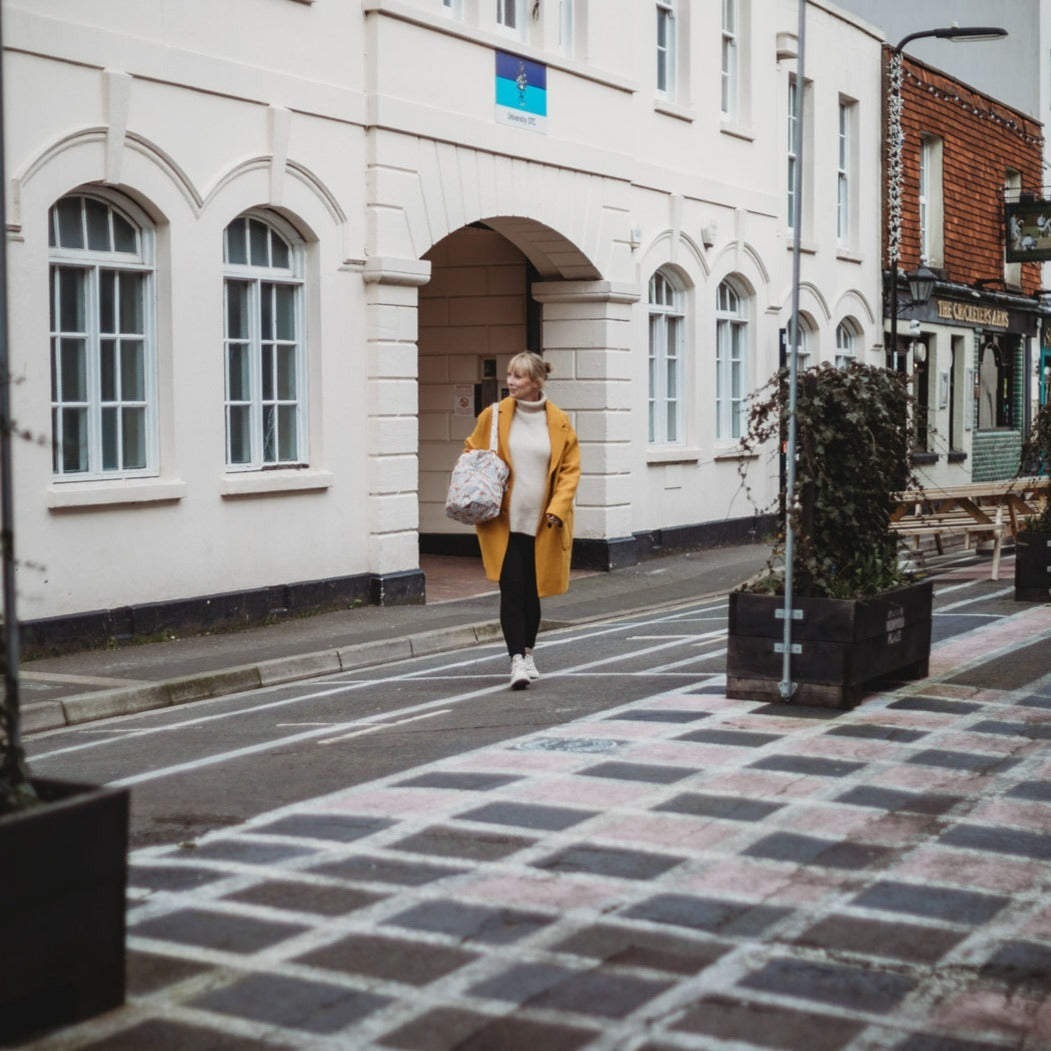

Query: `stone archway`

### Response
(360, 214, 639, 599)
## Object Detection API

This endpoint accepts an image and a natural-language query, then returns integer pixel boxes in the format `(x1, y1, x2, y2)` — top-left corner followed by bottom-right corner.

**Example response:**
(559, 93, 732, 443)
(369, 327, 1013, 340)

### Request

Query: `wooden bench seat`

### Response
(891, 505, 1005, 577)
(890, 478, 1048, 580)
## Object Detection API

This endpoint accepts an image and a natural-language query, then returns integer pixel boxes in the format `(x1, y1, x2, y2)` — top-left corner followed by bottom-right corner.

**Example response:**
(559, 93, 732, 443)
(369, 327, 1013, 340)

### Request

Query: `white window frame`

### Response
(791, 316, 812, 372)
(787, 74, 799, 231)
(837, 99, 851, 246)
(496, 0, 526, 38)
(721, 0, 738, 120)
(920, 135, 944, 268)
(48, 193, 157, 480)
(443, 0, 463, 16)
(835, 320, 857, 368)
(648, 269, 685, 446)
(1004, 168, 1022, 288)
(223, 212, 308, 471)
(715, 279, 748, 441)
(656, 0, 675, 97)
(559, 0, 573, 55)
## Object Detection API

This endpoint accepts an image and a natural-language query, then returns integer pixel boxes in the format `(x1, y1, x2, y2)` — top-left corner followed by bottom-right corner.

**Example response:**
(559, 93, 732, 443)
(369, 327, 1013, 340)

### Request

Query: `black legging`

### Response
(499, 532, 541, 658)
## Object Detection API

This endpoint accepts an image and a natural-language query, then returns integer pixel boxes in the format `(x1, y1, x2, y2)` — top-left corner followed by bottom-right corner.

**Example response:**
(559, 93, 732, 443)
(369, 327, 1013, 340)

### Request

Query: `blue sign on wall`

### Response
(495, 51, 547, 134)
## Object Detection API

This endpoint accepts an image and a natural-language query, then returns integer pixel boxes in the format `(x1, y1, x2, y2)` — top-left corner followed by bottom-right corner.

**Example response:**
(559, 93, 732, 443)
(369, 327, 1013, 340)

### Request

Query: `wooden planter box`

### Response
(0, 779, 129, 1044)
(726, 579, 933, 709)
(1014, 530, 1051, 602)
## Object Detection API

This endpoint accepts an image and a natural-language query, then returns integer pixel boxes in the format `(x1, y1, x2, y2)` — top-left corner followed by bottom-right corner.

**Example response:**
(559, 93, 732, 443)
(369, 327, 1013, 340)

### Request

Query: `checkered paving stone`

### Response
(576, 760, 697, 784)
(604, 708, 711, 723)
(189, 972, 391, 1033)
(61, 628, 1051, 1050)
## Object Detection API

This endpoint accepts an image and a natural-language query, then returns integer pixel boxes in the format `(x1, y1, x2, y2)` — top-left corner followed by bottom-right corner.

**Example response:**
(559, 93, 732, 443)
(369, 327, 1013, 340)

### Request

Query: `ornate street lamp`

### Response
(886, 26, 1007, 366)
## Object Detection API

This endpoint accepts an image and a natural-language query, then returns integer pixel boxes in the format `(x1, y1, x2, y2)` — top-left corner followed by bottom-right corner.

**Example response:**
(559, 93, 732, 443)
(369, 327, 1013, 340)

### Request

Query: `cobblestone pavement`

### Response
(20, 595, 1051, 1051)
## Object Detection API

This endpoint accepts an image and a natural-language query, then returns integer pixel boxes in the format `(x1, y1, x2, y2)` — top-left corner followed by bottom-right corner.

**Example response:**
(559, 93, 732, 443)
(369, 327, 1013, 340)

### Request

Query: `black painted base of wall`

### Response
(420, 514, 774, 571)
(21, 570, 426, 659)
(25, 515, 767, 658)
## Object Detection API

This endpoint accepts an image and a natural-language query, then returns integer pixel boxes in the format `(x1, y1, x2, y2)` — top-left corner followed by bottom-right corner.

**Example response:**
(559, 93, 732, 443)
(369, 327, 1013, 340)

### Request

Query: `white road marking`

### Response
(317, 709, 450, 745)
(937, 586, 1014, 611)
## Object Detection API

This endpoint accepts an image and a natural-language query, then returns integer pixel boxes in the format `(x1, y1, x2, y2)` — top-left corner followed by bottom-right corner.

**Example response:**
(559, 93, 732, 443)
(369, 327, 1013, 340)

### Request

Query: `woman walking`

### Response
(463, 352, 581, 690)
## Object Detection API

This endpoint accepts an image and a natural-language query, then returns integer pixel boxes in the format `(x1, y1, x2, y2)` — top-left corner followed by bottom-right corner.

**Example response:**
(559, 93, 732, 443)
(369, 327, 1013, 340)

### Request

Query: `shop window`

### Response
(978, 338, 1014, 430)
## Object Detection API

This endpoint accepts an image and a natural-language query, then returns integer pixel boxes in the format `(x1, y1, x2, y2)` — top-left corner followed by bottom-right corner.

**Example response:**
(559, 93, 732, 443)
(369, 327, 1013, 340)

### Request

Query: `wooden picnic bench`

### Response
(890, 476, 1049, 580)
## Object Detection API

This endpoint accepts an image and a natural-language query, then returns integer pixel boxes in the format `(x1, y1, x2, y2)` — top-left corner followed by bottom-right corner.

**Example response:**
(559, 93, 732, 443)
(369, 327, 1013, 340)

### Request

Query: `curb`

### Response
(23, 620, 506, 734)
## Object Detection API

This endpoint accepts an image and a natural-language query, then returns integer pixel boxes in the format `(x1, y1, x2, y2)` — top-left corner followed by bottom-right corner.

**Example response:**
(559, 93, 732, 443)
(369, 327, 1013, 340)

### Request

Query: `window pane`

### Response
(60, 339, 87, 400)
(113, 211, 137, 253)
(278, 405, 298, 461)
(263, 404, 276, 462)
(275, 284, 295, 340)
(55, 198, 84, 249)
(277, 345, 297, 400)
(262, 344, 274, 401)
(122, 407, 147, 469)
(119, 272, 144, 333)
(226, 281, 250, 339)
(60, 407, 88, 473)
(271, 235, 290, 270)
(58, 267, 85, 332)
(227, 343, 250, 401)
(250, 219, 269, 266)
(122, 340, 145, 400)
(99, 271, 116, 333)
(228, 406, 251, 463)
(261, 284, 274, 340)
(102, 407, 118, 470)
(101, 339, 117, 401)
(225, 219, 248, 265)
(85, 198, 111, 251)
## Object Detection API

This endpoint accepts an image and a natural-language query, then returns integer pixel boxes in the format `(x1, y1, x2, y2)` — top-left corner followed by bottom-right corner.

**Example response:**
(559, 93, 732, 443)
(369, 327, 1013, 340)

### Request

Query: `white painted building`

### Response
(2, 0, 884, 648)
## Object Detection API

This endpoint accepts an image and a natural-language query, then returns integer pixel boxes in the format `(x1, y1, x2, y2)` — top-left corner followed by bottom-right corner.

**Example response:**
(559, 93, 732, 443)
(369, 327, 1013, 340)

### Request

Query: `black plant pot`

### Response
(1014, 530, 1051, 602)
(0, 778, 129, 1044)
(726, 579, 933, 709)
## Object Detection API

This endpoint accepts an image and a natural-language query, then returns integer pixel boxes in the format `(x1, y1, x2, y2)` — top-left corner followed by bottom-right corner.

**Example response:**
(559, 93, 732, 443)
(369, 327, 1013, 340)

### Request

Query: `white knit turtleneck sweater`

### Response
(508, 395, 551, 536)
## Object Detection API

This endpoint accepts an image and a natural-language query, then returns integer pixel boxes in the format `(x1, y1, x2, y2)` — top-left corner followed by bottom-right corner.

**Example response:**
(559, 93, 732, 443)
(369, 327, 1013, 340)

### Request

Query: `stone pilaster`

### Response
(532, 280, 640, 565)
(362, 256, 431, 601)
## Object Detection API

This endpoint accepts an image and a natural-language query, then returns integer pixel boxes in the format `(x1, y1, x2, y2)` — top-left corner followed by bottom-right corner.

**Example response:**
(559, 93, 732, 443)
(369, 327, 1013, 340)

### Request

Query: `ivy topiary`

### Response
(740, 361, 920, 599)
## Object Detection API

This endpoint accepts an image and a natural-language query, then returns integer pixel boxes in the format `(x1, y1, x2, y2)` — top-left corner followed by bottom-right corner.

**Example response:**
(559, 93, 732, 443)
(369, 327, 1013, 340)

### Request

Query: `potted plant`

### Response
(727, 361, 933, 709)
(1014, 397, 1051, 602)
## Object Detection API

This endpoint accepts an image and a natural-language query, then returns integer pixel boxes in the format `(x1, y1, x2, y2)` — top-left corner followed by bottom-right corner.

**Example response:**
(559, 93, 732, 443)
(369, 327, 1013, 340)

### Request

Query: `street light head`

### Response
(940, 26, 1008, 43)
(895, 25, 1007, 52)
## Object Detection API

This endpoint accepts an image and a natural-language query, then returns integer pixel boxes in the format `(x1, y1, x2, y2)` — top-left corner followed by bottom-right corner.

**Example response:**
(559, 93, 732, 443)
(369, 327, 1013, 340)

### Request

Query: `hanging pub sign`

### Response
(1005, 200, 1051, 262)
(495, 51, 547, 134)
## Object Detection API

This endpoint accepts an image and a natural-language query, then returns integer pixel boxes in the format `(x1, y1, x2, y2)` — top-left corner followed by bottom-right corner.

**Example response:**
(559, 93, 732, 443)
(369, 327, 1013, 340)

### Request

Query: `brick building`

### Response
(884, 49, 1047, 484)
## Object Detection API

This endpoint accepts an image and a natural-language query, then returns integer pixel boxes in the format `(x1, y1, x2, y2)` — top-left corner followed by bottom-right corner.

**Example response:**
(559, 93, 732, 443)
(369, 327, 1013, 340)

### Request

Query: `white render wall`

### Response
(3, 0, 885, 624)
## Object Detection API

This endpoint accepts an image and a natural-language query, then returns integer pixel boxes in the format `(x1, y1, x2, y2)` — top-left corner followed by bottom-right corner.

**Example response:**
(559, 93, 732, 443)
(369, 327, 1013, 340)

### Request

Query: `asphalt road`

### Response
(24, 574, 1027, 852)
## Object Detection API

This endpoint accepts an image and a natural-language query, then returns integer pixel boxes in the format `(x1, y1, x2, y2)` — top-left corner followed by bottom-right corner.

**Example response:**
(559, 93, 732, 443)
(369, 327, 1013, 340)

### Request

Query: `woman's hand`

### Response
(545, 514, 562, 528)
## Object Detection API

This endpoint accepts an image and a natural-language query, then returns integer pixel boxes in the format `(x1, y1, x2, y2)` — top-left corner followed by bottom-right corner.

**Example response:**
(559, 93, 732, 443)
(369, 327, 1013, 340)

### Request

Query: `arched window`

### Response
(648, 269, 685, 445)
(223, 213, 306, 468)
(715, 279, 748, 440)
(835, 319, 858, 368)
(789, 315, 813, 371)
(49, 193, 155, 477)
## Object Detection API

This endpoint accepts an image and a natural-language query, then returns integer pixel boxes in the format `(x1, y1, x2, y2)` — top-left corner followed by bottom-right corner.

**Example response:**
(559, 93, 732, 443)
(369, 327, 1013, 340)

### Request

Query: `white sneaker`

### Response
(522, 652, 540, 680)
(510, 654, 530, 690)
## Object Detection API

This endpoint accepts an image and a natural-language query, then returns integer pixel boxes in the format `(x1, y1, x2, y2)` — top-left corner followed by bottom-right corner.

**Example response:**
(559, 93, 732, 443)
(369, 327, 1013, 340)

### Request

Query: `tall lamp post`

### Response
(886, 25, 1007, 365)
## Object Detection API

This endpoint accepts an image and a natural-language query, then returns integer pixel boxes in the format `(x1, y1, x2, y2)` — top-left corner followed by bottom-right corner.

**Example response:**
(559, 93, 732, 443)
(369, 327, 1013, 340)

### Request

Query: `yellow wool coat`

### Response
(464, 396, 581, 598)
